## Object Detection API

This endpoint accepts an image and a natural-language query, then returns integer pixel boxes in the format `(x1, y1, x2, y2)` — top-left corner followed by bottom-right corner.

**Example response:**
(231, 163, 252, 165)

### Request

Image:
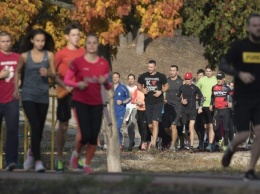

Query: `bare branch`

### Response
(44, 0, 76, 10)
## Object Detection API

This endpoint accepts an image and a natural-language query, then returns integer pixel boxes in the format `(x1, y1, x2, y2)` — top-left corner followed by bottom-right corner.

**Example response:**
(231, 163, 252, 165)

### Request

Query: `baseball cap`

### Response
(216, 72, 225, 79)
(184, 72, 192, 79)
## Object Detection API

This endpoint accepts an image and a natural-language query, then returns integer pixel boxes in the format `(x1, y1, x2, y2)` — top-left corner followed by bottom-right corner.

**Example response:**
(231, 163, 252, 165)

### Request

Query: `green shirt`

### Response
(196, 76, 217, 107)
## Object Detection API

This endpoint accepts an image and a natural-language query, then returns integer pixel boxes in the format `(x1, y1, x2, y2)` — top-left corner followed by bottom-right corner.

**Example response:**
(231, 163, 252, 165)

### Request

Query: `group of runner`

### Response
(0, 14, 259, 180)
(0, 23, 111, 174)
(113, 63, 235, 154)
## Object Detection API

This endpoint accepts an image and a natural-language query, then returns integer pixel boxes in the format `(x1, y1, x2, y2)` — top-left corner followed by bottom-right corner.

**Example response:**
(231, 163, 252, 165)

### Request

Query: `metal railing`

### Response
(0, 92, 57, 170)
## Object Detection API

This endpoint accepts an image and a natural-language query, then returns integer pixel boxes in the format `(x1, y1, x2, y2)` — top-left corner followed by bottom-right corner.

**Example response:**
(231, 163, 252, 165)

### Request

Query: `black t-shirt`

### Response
(166, 76, 183, 107)
(138, 71, 167, 105)
(224, 38, 260, 99)
(177, 84, 203, 110)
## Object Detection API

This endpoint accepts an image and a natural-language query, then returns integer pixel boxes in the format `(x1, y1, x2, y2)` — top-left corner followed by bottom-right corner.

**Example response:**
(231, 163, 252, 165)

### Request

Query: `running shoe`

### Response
(83, 166, 93, 175)
(189, 146, 194, 153)
(128, 142, 135, 151)
(206, 144, 214, 152)
(6, 162, 16, 171)
(78, 159, 84, 169)
(222, 146, 228, 152)
(156, 138, 162, 150)
(55, 159, 64, 172)
(35, 161, 45, 173)
(218, 138, 224, 148)
(222, 147, 234, 167)
(70, 150, 79, 169)
(141, 142, 147, 150)
(24, 149, 34, 171)
(244, 170, 260, 181)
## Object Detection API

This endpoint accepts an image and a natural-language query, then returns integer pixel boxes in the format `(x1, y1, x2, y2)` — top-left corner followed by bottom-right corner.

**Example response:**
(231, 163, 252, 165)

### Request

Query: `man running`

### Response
(197, 65, 217, 152)
(125, 74, 137, 151)
(195, 69, 206, 150)
(55, 23, 85, 171)
(178, 72, 204, 153)
(0, 31, 20, 171)
(113, 72, 131, 150)
(220, 13, 260, 180)
(210, 72, 232, 152)
(163, 65, 183, 151)
(138, 60, 168, 148)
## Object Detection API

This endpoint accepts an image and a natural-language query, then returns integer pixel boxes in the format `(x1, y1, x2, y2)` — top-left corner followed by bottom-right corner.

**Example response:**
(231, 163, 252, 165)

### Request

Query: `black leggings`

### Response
(213, 108, 230, 146)
(23, 101, 48, 161)
(74, 101, 103, 145)
(137, 110, 150, 142)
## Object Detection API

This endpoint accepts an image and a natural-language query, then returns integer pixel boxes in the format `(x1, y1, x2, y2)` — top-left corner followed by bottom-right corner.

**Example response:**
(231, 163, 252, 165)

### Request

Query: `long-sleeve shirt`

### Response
(114, 83, 131, 116)
(64, 56, 111, 105)
(177, 84, 204, 110)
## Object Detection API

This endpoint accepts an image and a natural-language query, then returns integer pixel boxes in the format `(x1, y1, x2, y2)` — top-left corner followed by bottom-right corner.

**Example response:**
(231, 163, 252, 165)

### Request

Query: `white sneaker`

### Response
(35, 161, 45, 173)
(23, 149, 34, 171)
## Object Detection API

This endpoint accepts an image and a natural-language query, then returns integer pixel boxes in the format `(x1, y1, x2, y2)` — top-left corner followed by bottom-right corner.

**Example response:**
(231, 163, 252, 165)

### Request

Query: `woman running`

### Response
(14, 28, 65, 172)
(64, 34, 111, 174)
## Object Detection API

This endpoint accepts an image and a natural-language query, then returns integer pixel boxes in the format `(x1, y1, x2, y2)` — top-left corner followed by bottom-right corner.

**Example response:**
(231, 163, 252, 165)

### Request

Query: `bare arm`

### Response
(13, 54, 26, 99)
(48, 52, 66, 89)
(162, 83, 169, 92)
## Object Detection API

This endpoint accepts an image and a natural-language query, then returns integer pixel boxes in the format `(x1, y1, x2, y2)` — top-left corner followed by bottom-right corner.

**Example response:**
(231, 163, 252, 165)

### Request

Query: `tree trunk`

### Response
(136, 30, 144, 55)
(127, 31, 133, 43)
(105, 90, 122, 172)
(119, 34, 128, 47)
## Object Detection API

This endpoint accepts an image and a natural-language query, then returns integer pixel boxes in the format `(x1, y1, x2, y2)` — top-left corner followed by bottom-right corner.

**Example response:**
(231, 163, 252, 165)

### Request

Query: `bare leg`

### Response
(189, 120, 195, 147)
(171, 125, 178, 146)
(152, 120, 159, 145)
(248, 125, 260, 170)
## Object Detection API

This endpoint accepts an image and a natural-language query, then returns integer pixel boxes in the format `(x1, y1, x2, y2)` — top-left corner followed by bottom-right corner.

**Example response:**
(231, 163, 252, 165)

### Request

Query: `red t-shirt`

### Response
(55, 47, 85, 80)
(70, 56, 111, 105)
(0, 51, 20, 103)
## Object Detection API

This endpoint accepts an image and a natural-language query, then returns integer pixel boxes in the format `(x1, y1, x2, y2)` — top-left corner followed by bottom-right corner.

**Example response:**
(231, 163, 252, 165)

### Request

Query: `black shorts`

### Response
(145, 103, 163, 125)
(181, 109, 197, 125)
(163, 103, 181, 128)
(57, 94, 72, 122)
(234, 98, 260, 132)
(201, 107, 213, 124)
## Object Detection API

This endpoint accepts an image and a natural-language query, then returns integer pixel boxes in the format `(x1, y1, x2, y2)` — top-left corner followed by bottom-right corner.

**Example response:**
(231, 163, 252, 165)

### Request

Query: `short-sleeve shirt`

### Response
(138, 71, 167, 105)
(224, 38, 260, 99)
(0, 51, 20, 103)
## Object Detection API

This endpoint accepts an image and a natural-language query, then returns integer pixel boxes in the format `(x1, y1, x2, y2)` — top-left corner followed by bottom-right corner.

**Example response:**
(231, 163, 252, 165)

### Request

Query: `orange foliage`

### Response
(0, 0, 42, 41)
(135, 0, 184, 39)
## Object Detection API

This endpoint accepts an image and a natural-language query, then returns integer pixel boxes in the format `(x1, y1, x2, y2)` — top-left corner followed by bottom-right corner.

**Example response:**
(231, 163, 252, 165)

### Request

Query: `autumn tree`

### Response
(181, 0, 260, 68)
(0, 0, 42, 42)
(134, 0, 183, 54)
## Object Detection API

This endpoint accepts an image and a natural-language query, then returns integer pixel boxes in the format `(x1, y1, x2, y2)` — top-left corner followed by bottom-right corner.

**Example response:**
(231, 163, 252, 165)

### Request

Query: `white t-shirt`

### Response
(126, 85, 137, 110)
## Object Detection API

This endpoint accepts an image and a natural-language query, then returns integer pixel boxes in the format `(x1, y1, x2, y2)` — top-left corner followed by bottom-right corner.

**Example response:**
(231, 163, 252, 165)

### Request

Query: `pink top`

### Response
(64, 56, 111, 105)
(131, 89, 145, 111)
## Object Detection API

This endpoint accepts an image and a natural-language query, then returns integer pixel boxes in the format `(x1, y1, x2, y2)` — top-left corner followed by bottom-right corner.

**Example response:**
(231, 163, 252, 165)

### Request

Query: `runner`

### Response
(113, 72, 131, 150)
(55, 23, 85, 172)
(163, 65, 183, 151)
(210, 72, 232, 152)
(125, 74, 137, 151)
(131, 85, 150, 150)
(195, 69, 206, 150)
(14, 29, 65, 172)
(0, 31, 20, 171)
(64, 33, 111, 174)
(138, 60, 169, 148)
(220, 13, 260, 180)
(178, 72, 204, 153)
(197, 65, 217, 152)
